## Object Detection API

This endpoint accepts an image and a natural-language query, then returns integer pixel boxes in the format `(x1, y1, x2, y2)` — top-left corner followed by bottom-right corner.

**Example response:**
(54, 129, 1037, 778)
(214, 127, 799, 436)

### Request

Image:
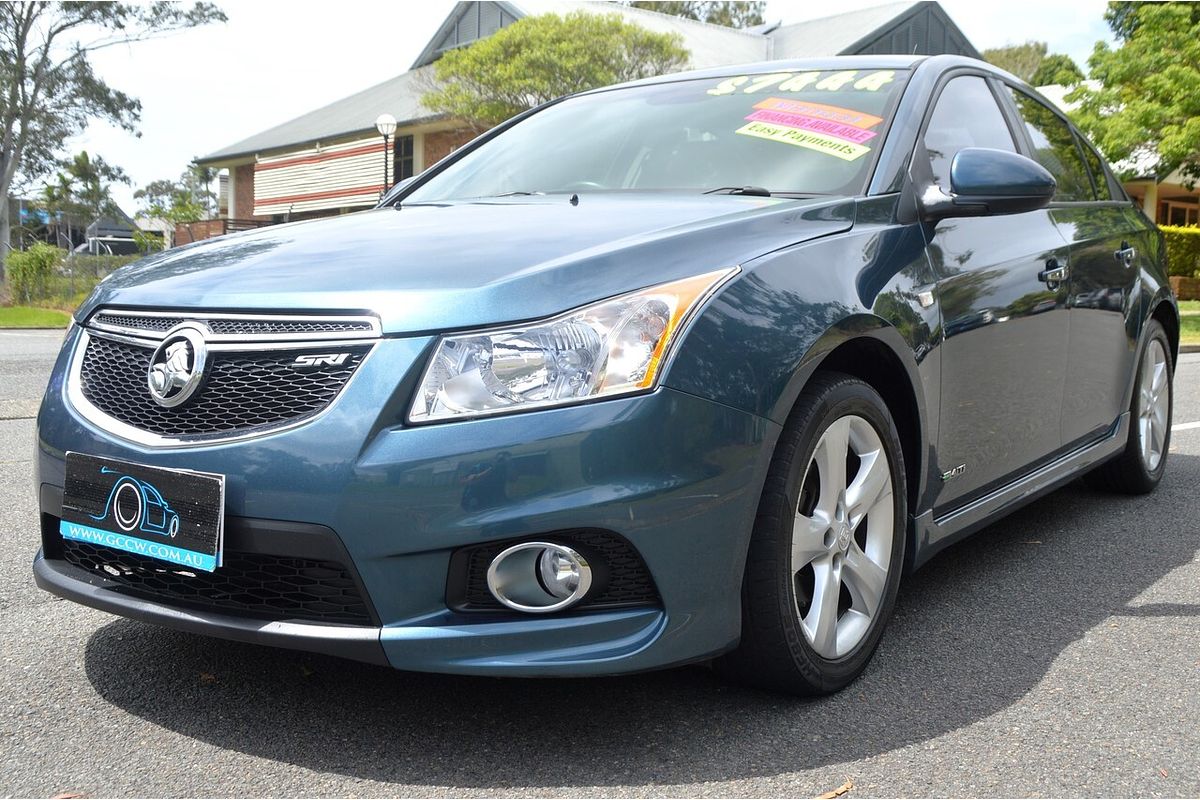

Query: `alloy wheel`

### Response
(1137, 338, 1169, 472)
(791, 414, 894, 659)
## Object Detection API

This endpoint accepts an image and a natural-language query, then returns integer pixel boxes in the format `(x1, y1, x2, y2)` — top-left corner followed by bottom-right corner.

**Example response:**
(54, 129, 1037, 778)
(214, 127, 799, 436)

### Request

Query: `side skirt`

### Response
(910, 412, 1130, 570)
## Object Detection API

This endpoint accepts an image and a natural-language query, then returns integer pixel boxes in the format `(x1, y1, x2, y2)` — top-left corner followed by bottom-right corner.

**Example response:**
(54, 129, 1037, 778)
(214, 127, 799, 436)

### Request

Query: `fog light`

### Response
(486, 542, 593, 613)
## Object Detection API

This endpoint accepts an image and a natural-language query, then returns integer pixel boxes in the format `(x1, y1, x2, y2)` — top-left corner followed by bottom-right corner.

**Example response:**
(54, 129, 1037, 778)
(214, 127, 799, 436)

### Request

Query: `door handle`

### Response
(1115, 241, 1136, 268)
(1039, 258, 1069, 287)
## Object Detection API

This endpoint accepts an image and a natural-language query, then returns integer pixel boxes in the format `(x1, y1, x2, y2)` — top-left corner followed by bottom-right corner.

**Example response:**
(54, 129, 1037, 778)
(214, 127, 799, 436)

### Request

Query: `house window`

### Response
(395, 135, 415, 182)
(1160, 200, 1199, 227)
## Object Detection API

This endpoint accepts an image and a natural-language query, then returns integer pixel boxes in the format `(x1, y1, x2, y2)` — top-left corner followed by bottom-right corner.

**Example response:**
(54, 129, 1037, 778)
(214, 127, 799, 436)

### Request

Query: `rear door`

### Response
(1000, 86, 1143, 446)
(920, 74, 1073, 512)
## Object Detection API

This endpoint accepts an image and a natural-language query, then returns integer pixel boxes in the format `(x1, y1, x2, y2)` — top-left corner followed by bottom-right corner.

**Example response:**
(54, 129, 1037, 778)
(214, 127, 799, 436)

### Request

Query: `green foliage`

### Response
(2, 243, 137, 308)
(623, 1, 765, 28)
(1069, 3, 1200, 185)
(5, 243, 62, 304)
(1161, 225, 1200, 277)
(982, 41, 1083, 86)
(39, 150, 129, 231)
(135, 165, 216, 224)
(982, 41, 1048, 82)
(423, 12, 689, 129)
(1030, 54, 1085, 87)
(132, 229, 166, 254)
(64, 151, 129, 220)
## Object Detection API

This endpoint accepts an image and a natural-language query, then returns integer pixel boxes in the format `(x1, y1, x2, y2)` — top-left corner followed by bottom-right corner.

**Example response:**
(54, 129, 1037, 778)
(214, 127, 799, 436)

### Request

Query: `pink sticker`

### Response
(744, 110, 878, 144)
(753, 97, 883, 129)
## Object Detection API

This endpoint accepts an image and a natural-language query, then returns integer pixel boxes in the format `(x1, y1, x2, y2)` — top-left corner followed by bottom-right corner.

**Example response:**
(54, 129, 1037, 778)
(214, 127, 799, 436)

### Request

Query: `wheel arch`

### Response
(774, 317, 933, 561)
(1150, 294, 1180, 365)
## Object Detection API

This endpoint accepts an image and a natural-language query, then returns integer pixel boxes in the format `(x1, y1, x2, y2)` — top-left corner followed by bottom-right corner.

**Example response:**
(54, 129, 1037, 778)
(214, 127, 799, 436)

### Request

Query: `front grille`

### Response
(204, 319, 375, 336)
(92, 313, 176, 333)
(91, 313, 377, 338)
(454, 530, 660, 611)
(78, 335, 369, 439)
(61, 538, 373, 625)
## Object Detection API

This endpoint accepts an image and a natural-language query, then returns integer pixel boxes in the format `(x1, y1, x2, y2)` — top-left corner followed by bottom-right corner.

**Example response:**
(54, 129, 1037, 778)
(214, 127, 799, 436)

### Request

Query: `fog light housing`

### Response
(486, 542, 593, 613)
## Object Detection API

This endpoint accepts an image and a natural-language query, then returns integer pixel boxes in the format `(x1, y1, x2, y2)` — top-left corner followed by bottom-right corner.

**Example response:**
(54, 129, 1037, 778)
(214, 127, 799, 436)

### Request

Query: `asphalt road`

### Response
(1, 329, 1197, 798)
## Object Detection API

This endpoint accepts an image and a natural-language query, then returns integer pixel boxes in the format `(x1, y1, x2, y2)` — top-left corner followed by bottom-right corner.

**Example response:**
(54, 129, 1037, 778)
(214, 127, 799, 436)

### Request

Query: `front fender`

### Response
(664, 204, 939, 426)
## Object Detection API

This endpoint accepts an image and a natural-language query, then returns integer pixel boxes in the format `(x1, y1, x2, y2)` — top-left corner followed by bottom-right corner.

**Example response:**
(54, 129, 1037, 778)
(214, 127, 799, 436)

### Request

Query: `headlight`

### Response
(409, 268, 737, 422)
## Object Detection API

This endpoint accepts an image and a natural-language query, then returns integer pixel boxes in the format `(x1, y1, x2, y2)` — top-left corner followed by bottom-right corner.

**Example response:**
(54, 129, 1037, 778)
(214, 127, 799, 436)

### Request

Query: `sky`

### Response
(73, 0, 1115, 213)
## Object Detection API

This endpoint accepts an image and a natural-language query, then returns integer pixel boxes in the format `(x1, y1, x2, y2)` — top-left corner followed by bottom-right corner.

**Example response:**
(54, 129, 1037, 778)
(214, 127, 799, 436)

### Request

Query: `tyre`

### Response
(1085, 319, 1173, 495)
(716, 372, 906, 695)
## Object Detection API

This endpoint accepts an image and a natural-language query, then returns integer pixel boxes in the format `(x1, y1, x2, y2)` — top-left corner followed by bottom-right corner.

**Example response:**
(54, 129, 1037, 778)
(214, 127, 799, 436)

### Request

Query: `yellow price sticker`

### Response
(734, 121, 872, 161)
(707, 70, 896, 96)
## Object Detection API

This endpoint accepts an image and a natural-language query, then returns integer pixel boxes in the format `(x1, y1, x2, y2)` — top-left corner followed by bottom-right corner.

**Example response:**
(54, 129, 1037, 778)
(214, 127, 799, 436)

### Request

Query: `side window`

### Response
(1006, 88, 1095, 201)
(1073, 130, 1114, 201)
(923, 76, 1017, 190)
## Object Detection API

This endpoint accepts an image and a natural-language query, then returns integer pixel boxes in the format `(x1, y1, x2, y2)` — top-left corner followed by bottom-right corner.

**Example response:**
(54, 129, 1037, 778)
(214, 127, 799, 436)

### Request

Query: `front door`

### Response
(919, 74, 1073, 512)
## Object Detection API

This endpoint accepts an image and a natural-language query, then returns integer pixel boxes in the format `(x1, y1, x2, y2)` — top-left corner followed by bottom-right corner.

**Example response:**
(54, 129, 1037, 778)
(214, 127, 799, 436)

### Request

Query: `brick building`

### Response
(193, 1, 978, 231)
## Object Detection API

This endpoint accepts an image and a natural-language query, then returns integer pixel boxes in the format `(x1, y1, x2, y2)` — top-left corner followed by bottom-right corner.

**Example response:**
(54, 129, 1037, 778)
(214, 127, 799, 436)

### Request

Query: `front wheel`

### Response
(716, 372, 906, 695)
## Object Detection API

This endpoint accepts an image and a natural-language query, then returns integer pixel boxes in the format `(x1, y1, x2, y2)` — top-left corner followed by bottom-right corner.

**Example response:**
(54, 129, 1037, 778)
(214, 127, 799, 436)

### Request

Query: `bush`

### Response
(6, 243, 63, 304)
(3, 245, 141, 310)
(1160, 225, 1200, 278)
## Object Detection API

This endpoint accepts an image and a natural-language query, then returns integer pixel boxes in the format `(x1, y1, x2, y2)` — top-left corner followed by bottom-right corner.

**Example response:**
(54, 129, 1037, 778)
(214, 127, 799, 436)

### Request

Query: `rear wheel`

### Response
(716, 372, 906, 695)
(1086, 320, 1172, 495)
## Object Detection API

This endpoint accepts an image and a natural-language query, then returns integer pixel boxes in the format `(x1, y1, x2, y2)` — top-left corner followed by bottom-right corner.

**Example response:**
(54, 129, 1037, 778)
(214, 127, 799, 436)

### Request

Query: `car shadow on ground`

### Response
(84, 455, 1200, 788)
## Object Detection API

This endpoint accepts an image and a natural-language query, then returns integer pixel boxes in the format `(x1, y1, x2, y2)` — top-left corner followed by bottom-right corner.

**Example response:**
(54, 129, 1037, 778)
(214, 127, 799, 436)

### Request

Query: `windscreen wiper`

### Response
(704, 186, 772, 197)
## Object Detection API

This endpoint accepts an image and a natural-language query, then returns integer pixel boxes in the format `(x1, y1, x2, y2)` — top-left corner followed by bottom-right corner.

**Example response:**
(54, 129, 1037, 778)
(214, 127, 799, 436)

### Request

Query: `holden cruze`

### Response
(33, 55, 1177, 694)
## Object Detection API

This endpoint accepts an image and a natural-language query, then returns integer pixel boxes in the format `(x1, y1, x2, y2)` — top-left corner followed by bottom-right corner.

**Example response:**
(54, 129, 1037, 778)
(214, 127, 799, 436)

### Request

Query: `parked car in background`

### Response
(73, 236, 141, 256)
(33, 55, 1176, 695)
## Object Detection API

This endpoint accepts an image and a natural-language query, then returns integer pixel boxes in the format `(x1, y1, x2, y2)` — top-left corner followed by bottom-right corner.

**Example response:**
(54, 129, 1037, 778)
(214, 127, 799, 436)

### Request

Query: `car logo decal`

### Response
(147, 323, 209, 408)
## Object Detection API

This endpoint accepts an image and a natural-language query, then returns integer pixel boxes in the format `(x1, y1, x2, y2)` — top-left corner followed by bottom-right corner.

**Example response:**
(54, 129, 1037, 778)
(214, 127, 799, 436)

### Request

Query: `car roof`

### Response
(587, 54, 1020, 95)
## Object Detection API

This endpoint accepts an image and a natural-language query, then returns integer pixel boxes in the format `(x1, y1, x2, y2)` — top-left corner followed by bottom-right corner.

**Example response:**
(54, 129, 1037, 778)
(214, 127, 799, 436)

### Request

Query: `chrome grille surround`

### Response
(88, 309, 380, 341)
(68, 309, 381, 447)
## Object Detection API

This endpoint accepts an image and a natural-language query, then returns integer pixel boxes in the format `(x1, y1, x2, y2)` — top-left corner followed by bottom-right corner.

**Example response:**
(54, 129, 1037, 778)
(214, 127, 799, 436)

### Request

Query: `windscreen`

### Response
(405, 68, 910, 201)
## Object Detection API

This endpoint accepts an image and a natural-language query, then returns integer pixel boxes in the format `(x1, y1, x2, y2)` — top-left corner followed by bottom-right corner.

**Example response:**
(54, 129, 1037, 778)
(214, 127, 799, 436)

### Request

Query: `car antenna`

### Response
(569, 193, 579, 206)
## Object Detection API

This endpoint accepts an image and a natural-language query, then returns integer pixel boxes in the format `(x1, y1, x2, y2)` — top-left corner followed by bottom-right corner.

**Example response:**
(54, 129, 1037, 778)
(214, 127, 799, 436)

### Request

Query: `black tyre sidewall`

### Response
(753, 377, 907, 692)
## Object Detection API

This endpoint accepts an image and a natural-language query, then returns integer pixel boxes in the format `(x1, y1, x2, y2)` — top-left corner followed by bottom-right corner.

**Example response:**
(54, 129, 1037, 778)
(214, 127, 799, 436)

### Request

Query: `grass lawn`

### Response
(0, 306, 70, 328)
(1181, 313, 1200, 346)
(1178, 299, 1200, 315)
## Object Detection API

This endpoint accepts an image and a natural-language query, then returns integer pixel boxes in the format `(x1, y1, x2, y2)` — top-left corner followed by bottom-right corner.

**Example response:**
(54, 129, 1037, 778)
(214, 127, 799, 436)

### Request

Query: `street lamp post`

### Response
(375, 113, 397, 194)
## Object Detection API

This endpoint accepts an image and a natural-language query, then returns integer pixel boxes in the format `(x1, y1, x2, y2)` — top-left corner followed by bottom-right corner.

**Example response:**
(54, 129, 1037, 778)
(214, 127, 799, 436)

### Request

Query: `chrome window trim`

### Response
(67, 328, 378, 449)
(88, 309, 382, 342)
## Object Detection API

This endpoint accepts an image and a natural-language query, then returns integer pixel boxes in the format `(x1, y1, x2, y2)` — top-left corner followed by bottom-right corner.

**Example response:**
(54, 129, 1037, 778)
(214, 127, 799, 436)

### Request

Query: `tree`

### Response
(421, 12, 689, 130)
(64, 150, 127, 221)
(135, 164, 216, 225)
(38, 150, 127, 247)
(39, 172, 75, 247)
(1069, 2, 1200, 185)
(1030, 53, 1085, 87)
(983, 40, 1084, 86)
(982, 41, 1049, 82)
(623, 2, 765, 28)
(0, 2, 226, 277)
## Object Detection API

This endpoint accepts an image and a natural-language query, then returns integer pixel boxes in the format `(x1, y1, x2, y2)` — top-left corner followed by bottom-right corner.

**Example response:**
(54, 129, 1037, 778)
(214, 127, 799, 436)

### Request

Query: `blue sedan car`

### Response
(34, 55, 1176, 694)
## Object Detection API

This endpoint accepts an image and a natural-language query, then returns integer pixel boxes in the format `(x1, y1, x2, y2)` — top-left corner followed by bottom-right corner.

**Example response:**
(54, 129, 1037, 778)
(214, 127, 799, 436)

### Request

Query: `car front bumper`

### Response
(35, 331, 778, 676)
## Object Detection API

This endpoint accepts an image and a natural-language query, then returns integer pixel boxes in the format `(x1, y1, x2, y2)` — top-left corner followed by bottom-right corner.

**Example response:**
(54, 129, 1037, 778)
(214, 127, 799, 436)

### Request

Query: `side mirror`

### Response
(920, 148, 1056, 221)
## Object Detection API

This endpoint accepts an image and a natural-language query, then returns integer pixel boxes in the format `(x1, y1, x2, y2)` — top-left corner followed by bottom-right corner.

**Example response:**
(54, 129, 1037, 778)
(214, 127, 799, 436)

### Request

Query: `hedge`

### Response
(1161, 225, 1200, 278)
(3, 245, 141, 309)
(6, 243, 60, 304)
